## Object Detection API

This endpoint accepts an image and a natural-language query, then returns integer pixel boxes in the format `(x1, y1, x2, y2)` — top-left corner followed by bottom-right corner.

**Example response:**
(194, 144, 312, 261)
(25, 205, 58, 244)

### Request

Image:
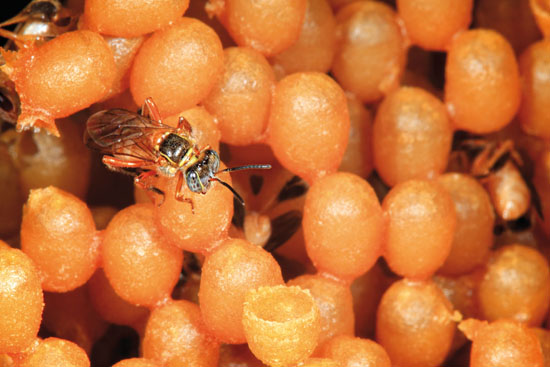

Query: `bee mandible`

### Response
(84, 97, 271, 210)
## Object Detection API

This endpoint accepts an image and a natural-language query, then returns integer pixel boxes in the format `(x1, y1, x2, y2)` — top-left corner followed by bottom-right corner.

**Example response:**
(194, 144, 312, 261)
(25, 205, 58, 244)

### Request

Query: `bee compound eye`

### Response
(185, 170, 201, 193)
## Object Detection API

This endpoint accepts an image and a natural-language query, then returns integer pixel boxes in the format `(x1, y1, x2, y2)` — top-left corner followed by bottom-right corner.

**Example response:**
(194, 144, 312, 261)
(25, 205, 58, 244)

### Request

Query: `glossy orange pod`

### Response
(397, 0, 473, 51)
(445, 29, 521, 134)
(437, 173, 495, 275)
(102, 203, 183, 307)
(477, 244, 550, 326)
(1, 30, 116, 136)
(142, 300, 220, 367)
(207, 0, 307, 56)
(460, 318, 544, 367)
(203, 47, 275, 146)
(303, 172, 384, 281)
(270, 0, 336, 76)
(332, 1, 407, 103)
(21, 187, 100, 292)
(519, 39, 550, 139)
(130, 18, 224, 117)
(373, 86, 453, 186)
(376, 279, 457, 367)
(382, 179, 456, 279)
(0, 246, 43, 354)
(19, 338, 90, 367)
(83, 0, 189, 38)
(198, 238, 284, 344)
(267, 72, 349, 184)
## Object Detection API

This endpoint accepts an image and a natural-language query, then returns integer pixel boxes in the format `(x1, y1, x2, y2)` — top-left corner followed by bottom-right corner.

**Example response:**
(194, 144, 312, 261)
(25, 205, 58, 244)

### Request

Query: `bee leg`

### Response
(0, 29, 38, 49)
(176, 116, 193, 134)
(482, 140, 521, 175)
(102, 156, 150, 168)
(194, 144, 211, 156)
(0, 10, 33, 29)
(134, 170, 165, 205)
(141, 97, 163, 125)
(471, 143, 496, 178)
(175, 171, 195, 213)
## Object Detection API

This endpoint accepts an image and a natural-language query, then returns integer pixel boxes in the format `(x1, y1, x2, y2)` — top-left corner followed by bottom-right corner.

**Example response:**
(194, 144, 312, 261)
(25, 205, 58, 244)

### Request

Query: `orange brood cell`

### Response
(460, 318, 544, 367)
(130, 18, 223, 117)
(0, 247, 43, 354)
(270, 0, 336, 76)
(267, 72, 349, 184)
(19, 337, 90, 367)
(83, 0, 189, 38)
(519, 39, 550, 139)
(382, 179, 456, 279)
(1, 30, 116, 136)
(332, 1, 407, 103)
(203, 47, 275, 146)
(436, 173, 495, 276)
(477, 244, 550, 326)
(373, 86, 453, 186)
(376, 279, 457, 367)
(303, 172, 383, 281)
(397, 0, 473, 51)
(445, 29, 521, 134)
(142, 300, 220, 367)
(209, 0, 307, 57)
(21, 187, 99, 292)
(102, 203, 183, 307)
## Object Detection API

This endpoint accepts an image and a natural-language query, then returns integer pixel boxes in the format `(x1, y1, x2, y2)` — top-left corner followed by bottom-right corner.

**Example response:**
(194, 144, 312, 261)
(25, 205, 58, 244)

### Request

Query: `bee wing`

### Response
(84, 109, 172, 163)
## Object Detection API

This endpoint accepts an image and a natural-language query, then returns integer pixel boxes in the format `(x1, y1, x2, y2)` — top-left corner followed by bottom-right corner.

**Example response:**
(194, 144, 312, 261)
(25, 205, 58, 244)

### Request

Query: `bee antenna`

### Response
(218, 164, 272, 174)
(210, 177, 245, 206)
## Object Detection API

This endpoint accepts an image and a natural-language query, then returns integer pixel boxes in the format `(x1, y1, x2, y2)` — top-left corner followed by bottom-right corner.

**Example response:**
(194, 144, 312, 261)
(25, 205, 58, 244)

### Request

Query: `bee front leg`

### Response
(176, 115, 193, 134)
(175, 170, 195, 213)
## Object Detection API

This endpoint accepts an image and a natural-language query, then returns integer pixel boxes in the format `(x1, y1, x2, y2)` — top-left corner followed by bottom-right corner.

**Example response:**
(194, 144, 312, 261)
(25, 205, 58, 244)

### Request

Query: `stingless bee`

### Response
(453, 136, 542, 222)
(84, 98, 271, 209)
(0, 0, 74, 48)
